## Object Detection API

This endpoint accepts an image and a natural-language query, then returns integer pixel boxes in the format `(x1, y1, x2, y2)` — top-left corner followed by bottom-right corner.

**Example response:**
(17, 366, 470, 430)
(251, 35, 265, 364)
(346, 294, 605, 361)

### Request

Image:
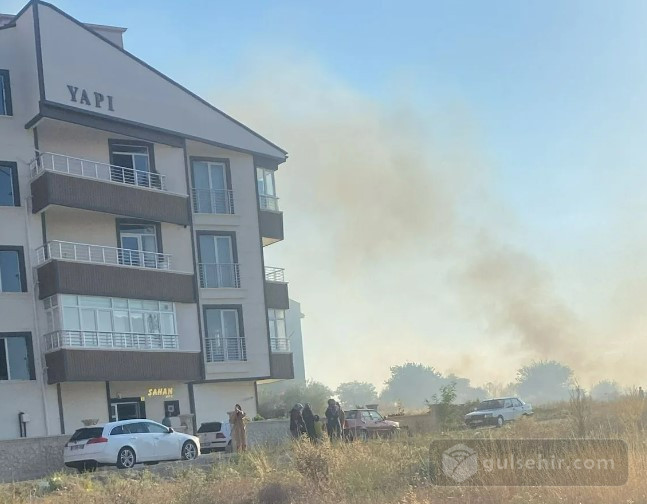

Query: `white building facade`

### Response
(0, 1, 293, 440)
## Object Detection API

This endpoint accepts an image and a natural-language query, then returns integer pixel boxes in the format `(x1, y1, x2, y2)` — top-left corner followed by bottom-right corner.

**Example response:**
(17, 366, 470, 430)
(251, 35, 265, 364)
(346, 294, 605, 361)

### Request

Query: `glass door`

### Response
(193, 161, 229, 213)
(118, 224, 159, 268)
(198, 235, 235, 287)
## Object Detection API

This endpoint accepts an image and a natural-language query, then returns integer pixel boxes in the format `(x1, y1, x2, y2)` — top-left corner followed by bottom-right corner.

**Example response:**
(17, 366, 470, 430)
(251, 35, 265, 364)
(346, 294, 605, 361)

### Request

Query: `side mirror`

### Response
(167, 427, 174, 433)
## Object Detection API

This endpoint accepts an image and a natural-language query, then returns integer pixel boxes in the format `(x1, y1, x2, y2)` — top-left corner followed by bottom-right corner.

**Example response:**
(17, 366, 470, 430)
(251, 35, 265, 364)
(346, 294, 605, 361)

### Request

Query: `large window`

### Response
(0, 162, 19, 206)
(44, 295, 177, 336)
(198, 233, 238, 288)
(256, 167, 279, 211)
(0, 247, 26, 293)
(204, 306, 245, 362)
(109, 140, 156, 188)
(0, 333, 34, 381)
(268, 309, 289, 351)
(0, 70, 12, 117)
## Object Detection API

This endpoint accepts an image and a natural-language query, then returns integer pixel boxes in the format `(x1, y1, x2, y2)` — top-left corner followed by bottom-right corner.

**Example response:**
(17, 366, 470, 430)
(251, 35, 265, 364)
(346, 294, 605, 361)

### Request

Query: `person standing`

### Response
(325, 399, 341, 442)
(302, 403, 318, 442)
(289, 403, 306, 438)
(336, 402, 346, 440)
(229, 404, 247, 452)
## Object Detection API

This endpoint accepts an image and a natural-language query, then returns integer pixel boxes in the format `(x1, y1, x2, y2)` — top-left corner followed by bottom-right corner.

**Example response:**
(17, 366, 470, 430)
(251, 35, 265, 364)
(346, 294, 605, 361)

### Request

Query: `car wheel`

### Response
(359, 429, 369, 441)
(496, 416, 504, 428)
(117, 446, 136, 469)
(182, 440, 198, 461)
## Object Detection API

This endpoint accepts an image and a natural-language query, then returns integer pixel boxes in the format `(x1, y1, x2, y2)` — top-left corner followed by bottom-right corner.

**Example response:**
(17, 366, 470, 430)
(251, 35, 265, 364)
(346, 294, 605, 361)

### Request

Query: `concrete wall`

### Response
(192, 381, 257, 428)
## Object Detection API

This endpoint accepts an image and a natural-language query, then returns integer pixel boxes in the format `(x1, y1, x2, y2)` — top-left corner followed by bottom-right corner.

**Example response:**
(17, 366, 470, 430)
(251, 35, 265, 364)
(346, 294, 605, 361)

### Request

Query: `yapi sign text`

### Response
(67, 85, 115, 111)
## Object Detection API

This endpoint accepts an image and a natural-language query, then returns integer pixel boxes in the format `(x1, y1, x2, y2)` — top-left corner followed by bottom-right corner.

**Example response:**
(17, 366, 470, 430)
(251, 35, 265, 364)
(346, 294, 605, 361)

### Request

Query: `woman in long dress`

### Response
(229, 404, 247, 452)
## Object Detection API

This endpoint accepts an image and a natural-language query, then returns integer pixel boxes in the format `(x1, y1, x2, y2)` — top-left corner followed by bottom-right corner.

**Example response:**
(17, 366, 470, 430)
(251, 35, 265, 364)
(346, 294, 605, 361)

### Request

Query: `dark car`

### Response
(343, 408, 400, 440)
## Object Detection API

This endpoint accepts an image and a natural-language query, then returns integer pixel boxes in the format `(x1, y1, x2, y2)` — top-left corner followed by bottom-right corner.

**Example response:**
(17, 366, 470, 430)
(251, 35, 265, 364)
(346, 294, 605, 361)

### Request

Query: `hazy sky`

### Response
(9, 0, 647, 390)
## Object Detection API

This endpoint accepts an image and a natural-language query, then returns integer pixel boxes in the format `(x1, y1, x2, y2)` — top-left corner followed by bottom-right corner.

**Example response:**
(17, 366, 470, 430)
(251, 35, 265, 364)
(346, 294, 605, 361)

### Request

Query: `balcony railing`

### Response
(198, 263, 240, 288)
(205, 337, 247, 362)
(265, 266, 285, 283)
(30, 152, 167, 191)
(192, 188, 235, 214)
(270, 337, 291, 352)
(259, 194, 279, 211)
(44, 330, 179, 352)
(36, 240, 173, 271)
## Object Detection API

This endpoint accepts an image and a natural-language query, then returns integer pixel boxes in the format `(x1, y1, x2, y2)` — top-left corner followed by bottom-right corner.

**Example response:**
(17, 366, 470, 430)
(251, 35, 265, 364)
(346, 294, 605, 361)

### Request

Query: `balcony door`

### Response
(117, 222, 160, 268)
(198, 234, 237, 288)
(192, 160, 231, 213)
(109, 141, 155, 188)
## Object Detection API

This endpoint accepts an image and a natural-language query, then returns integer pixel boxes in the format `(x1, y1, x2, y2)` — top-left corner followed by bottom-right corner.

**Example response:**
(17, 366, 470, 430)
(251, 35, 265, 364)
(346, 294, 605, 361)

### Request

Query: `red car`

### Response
(343, 409, 400, 440)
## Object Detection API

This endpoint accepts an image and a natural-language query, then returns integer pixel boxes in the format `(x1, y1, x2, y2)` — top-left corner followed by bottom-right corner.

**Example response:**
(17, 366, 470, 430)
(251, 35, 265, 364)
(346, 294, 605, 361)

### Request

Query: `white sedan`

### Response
(64, 419, 200, 472)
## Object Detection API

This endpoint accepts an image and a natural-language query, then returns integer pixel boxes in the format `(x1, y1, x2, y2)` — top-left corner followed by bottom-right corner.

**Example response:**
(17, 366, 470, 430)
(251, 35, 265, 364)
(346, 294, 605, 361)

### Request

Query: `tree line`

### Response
(257, 360, 629, 418)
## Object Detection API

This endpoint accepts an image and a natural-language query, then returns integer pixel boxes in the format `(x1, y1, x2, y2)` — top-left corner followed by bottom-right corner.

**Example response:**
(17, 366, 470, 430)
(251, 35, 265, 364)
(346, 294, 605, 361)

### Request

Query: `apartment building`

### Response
(0, 1, 294, 440)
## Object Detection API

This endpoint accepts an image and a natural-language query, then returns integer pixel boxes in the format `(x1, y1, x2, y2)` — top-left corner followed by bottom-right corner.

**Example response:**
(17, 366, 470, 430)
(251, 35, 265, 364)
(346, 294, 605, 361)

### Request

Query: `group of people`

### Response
(289, 399, 346, 442)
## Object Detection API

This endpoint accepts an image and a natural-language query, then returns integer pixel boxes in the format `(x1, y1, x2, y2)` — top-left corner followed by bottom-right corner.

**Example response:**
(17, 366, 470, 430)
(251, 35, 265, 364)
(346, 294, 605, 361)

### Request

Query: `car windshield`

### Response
(477, 400, 504, 411)
(69, 427, 103, 442)
(197, 422, 223, 433)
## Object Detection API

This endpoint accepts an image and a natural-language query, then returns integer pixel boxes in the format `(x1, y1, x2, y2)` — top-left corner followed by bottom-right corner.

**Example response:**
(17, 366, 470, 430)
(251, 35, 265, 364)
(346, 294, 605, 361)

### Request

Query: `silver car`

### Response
(464, 397, 533, 428)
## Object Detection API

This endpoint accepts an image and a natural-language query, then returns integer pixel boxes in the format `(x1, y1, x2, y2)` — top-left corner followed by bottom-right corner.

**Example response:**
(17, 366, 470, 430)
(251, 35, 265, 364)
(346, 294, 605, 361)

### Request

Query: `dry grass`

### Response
(2, 398, 647, 504)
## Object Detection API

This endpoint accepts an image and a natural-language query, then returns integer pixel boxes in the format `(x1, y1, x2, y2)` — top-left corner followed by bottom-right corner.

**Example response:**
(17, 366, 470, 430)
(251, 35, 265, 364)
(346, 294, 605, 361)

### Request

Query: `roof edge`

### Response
(35, 0, 288, 159)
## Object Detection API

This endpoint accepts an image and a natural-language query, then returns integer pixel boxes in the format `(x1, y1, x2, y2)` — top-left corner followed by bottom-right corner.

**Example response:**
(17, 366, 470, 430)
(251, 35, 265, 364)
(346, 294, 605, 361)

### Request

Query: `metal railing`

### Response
(44, 330, 179, 352)
(270, 337, 291, 352)
(36, 240, 173, 271)
(192, 188, 235, 214)
(259, 194, 279, 211)
(205, 337, 247, 362)
(264, 266, 285, 282)
(198, 263, 240, 288)
(30, 152, 167, 191)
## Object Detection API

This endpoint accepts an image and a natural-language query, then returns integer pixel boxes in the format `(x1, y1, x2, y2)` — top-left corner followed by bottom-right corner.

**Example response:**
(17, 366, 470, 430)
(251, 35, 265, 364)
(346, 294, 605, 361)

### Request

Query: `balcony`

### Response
(29, 152, 190, 225)
(264, 267, 289, 309)
(192, 188, 235, 214)
(35, 241, 196, 303)
(205, 337, 247, 363)
(198, 263, 241, 288)
(37, 240, 173, 271)
(44, 330, 179, 352)
(259, 194, 283, 246)
(270, 337, 290, 352)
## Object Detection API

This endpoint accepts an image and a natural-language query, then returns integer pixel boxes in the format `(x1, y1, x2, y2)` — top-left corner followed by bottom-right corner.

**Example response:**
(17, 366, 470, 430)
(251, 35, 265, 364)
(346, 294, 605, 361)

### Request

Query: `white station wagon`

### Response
(464, 397, 533, 428)
(64, 419, 200, 472)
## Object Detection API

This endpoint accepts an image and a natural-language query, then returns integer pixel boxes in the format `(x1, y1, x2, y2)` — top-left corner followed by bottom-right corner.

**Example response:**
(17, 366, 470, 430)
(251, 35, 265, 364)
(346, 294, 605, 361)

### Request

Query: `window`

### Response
(44, 295, 177, 346)
(108, 140, 156, 188)
(0, 333, 34, 381)
(117, 220, 162, 268)
(198, 233, 238, 288)
(256, 167, 279, 211)
(511, 398, 522, 407)
(0, 247, 26, 292)
(191, 159, 233, 214)
(204, 306, 245, 362)
(268, 309, 288, 351)
(146, 421, 170, 434)
(0, 70, 12, 116)
(369, 411, 384, 421)
(361, 411, 372, 421)
(0, 162, 19, 206)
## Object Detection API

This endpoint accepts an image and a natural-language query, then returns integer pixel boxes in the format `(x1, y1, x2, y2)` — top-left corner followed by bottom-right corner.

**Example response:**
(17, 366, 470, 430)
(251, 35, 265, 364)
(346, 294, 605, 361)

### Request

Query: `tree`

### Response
(427, 382, 458, 431)
(590, 380, 621, 401)
(446, 374, 487, 403)
(380, 363, 445, 410)
(258, 380, 334, 419)
(516, 360, 574, 405)
(336, 381, 378, 408)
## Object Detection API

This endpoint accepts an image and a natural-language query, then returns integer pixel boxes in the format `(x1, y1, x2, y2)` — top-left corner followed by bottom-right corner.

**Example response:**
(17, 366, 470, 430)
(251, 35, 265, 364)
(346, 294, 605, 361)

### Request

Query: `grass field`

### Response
(2, 396, 646, 504)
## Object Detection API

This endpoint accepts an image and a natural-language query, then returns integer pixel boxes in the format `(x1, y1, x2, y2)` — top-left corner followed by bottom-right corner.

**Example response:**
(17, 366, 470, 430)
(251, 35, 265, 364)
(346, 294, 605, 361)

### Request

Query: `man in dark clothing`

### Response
(325, 399, 341, 441)
(302, 403, 319, 442)
(289, 403, 306, 438)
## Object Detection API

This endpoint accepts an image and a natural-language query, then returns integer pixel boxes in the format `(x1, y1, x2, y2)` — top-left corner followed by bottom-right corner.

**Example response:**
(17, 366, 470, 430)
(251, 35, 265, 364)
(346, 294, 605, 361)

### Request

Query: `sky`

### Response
(7, 0, 647, 391)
